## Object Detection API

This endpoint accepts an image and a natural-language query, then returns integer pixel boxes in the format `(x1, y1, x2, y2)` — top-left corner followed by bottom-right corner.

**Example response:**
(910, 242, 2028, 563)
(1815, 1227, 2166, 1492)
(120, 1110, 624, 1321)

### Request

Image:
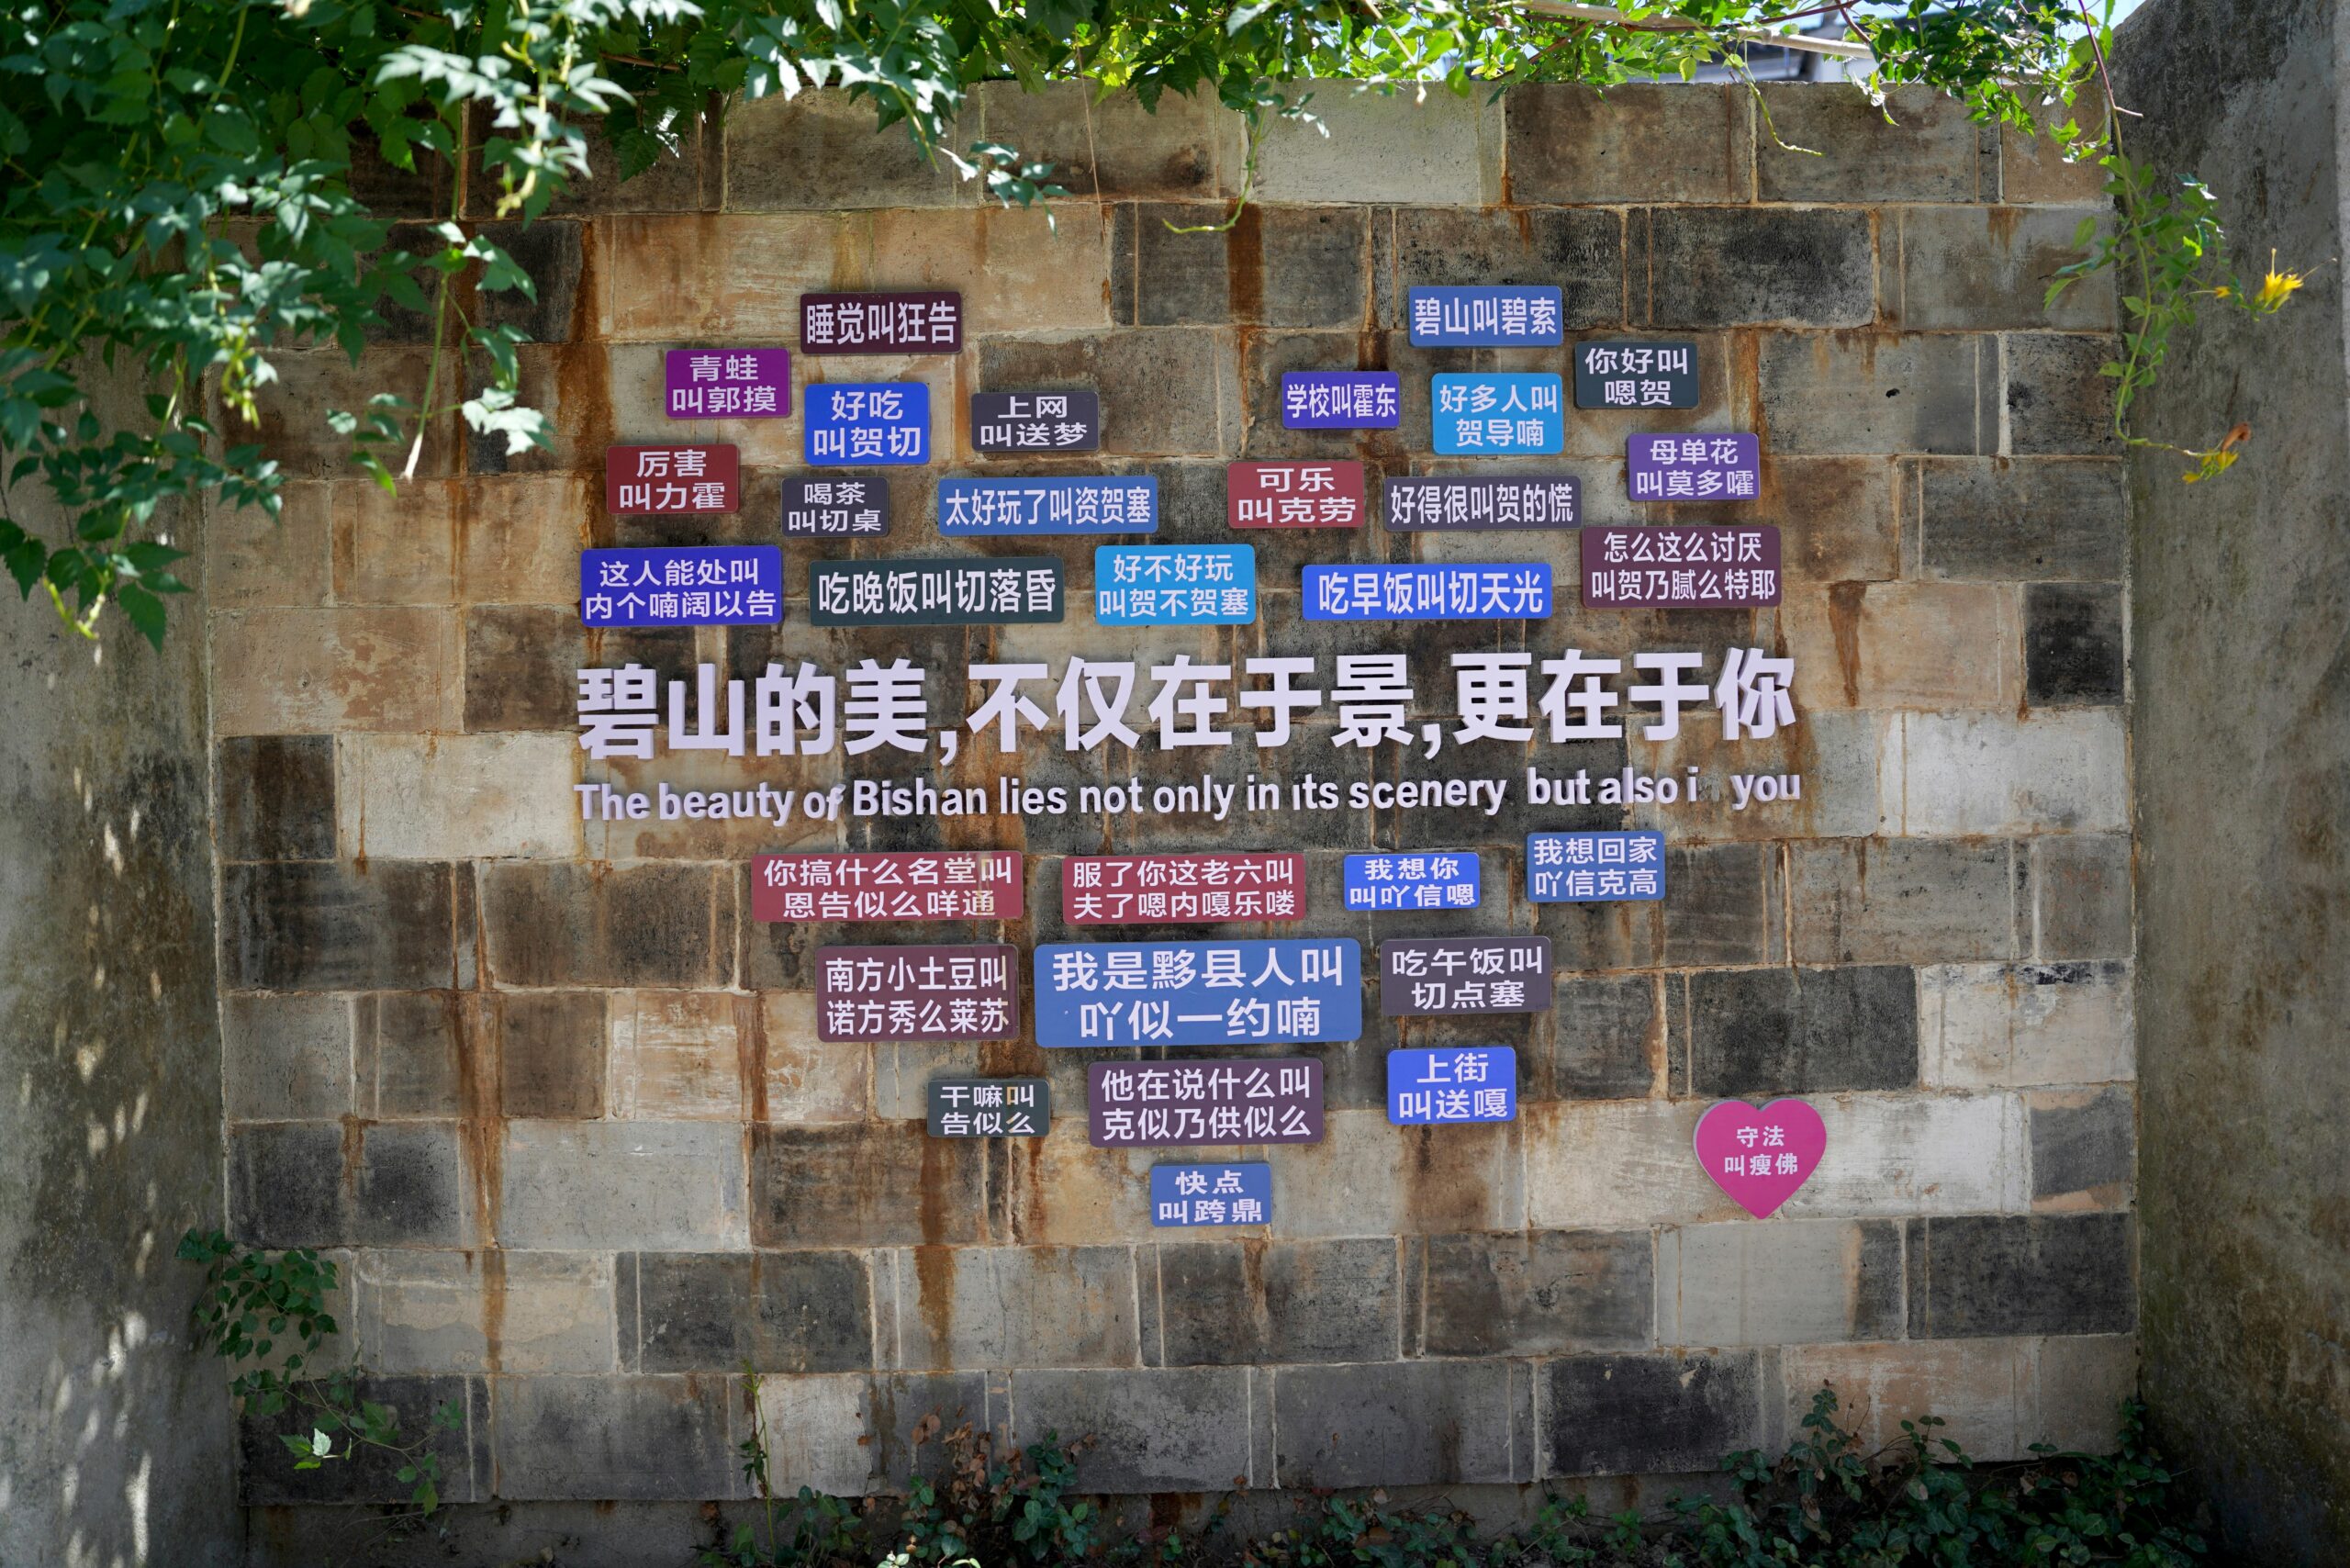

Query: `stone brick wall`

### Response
(207, 80, 2137, 1552)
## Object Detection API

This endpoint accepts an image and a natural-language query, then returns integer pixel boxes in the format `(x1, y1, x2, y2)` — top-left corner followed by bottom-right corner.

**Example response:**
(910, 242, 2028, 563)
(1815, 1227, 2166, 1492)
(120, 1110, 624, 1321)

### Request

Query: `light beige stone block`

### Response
(336, 732, 582, 860)
(212, 607, 461, 735)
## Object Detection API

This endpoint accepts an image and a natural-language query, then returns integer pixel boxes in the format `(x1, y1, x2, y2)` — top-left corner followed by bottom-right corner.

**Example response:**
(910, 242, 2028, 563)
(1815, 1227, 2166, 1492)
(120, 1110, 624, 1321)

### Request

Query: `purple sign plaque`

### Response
(665, 349, 790, 418)
(1580, 526, 1782, 608)
(1626, 432, 1760, 501)
(1281, 372, 1401, 430)
(1087, 1058, 1324, 1148)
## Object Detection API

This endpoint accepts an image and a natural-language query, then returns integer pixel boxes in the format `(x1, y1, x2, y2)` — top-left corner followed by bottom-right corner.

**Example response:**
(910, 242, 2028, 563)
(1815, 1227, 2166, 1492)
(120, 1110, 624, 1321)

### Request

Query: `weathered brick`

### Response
(1152, 1237, 1394, 1365)
(1544, 975, 1662, 1100)
(1789, 1092, 2030, 1217)
(2030, 1086, 2135, 1202)
(497, 991, 607, 1118)
(1879, 711, 2128, 834)
(1010, 1367, 1257, 1490)
(969, 80, 1097, 196)
(228, 1122, 345, 1247)
(2006, 332, 2119, 454)
(976, 331, 1236, 458)
(1789, 840, 2018, 964)
(500, 1120, 748, 1249)
(1542, 1350, 1764, 1475)
(1255, 84, 1502, 206)
(241, 1374, 481, 1505)
(1387, 207, 1624, 329)
(211, 607, 460, 735)
(599, 213, 864, 340)
(1756, 85, 1992, 202)
(630, 1249, 873, 1373)
(457, 474, 594, 603)
(891, 1245, 1136, 1369)
(1410, 1229, 1651, 1355)
(755, 1373, 879, 1495)
(493, 1374, 738, 1499)
(229, 1120, 470, 1247)
(1271, 1109, 1524, 1237)
(221, 860, 464, 991)
(1276, 1361, 1527, 1486)
(1912, 457, 2124, 579)
(1088, 90, 1244, 199)
(1527, 1100, 1736, 1229)
(1116, 203, 1236, 326)
(464, 606, 694, 733)
(1505, 84, 1747, 205)
(330, 478, 456, 605)
(1767, 456, 1901, 581)
(1127, 207, 1378, 330)
(760, 991, 872, 1122)
(230, 346, 455, 476)
(1681, 964, 1920, 1095)
(470, 218, 588, 339)
(2025, 582, 2124, 705)
(1756, 332, 1992, 454)
(1895, 207, 2114, 330)
(1657, 1219, 1902, 1345)
(222, 992, 352, 1121)
(1781, 1338, 2031, 1459)
(868, 207, 1110, 335)
(1665, 843, 1785, 966)
(1778, 581, 2021, 711)
(355, 991, 467, 1118)
(218, 735, 336, 861)
(481, 862, 731, 987)
(724, 91, 966, 209)
(2031, 834, 2132, 960)
(1641, 207, 1875, 329)
(1907, 1213, 2135, 1337)
(753, 1123, 990, 1249)
(338, 733, 582, 860)
(609, 991, 744, 1120)
(1628, 707, 1888, 843)
(1919, 961, 2135, 1087)
(2034, 1334, 2138, 1452)
(360, 1251, 616, 1374)
(2000, 113, 2111, 205)
(209, 482, 330, 610)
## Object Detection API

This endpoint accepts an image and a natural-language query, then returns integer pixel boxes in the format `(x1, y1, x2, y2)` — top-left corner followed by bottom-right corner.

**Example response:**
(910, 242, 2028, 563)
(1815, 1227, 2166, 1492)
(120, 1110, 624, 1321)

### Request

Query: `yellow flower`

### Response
(2252, 267, 2305, 311)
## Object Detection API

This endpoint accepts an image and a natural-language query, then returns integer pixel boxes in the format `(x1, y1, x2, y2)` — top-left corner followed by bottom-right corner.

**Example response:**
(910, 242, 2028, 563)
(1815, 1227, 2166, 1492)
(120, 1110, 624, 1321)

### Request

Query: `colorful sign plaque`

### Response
(1388, 1047, 1517, 1126)
(751, 851, 1024, 922)
(1149, 1163, 1270, 1227)
(804, 383, 929, 465)
(1406, 286, 1564, 347)
(1432, 374, 1563, 454)
(1343, 852, 1480, 912)
(1225, 461, 1367, 528)
(1092, 544, 1255, 627)
(1059, 852, 1305, 924)
(1581, 526, 1783, 609)
(1088, 1059, 1323, 1148)
(1379, 937, 1554, 1016)
(1628, 432, 1760, 501)
(937, 476, 1158, 535)
(814, 944, 1018, 1043)
(808, 559, 1064, 626)
(800, 290, 960, 354)
(927, 1078, 1051, 1137)
(580, 546, 781, 628)
(1383, 476, 1580, 532)
(664, 349, 790, 418)
(1033, 939, 1361, 1047)
(1526, 832, 1666, 902)
(1303, 564, 1551, 622)
(1281, 371, 1401, 429)
(971, 390, 1101, 453)
(781, 476, 890, 537)
(1573, 342, 1699, 409)
(1694, 1098, 1828, 1218)
(604, 444, 740, 514)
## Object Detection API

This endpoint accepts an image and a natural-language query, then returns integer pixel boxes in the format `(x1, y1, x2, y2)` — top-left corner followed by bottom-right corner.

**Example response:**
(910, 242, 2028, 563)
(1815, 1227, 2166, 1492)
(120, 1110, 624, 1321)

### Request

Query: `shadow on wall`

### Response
(0, 577, 239, 1562)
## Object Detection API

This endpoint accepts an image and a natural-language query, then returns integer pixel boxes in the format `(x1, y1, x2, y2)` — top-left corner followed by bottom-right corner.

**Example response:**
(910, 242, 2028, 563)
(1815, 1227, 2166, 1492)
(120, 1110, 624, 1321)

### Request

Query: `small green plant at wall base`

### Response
(177, 1228, 461, 1526)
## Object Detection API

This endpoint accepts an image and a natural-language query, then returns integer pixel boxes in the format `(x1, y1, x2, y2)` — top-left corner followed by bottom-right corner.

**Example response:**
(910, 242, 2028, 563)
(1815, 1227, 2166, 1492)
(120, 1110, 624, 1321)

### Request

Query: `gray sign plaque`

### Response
(1572, 341, 1699, 409)
(809, 559, 1064, 626)
(971, 390, 1102, 453)
(781, 476, 890, 536)
(927, 1078, 1051, 1137)
(1379, 937, 1554, 1016)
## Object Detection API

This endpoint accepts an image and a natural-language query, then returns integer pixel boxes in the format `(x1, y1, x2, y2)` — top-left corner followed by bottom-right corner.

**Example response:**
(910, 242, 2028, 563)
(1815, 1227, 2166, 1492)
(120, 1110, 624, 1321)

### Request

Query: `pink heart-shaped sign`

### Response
(1693, 1098, 1827, 1217)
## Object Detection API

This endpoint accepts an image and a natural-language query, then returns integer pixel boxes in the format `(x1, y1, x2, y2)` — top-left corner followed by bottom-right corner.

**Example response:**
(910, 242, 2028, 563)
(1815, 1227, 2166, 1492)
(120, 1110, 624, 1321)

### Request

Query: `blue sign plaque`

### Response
(1093, 544, 1255, 626)
(1406, 286, 1564, 347)
(1387, 1047, 1517, 1126)
(1149, 1163, 1270, 1227)
(1343, 852, 1481, 912)
(580, 546, 782, 627)
(1432, 373, 1563, 454)
(937, 476, 1158, 535)
(1303, 564, 1550, 622)
(1526, 832, 1667, 902)
(804, 382, 930, 465)
(1281, 371, 1401, 429)
(1033, 939, 1362, 1047)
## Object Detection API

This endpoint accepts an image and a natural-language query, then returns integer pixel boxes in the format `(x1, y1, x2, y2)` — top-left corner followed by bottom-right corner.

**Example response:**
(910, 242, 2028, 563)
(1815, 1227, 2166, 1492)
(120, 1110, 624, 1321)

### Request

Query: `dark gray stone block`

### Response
(481, 862, 730, 987)
(1683, 965, 1919, 1094)
(1274, 1360, 1527, 1486)
(491, 1373, 737, 1500)
(218, 735, 335, 861)
(1641, 207, 1875, 328)
(2026, 582, 2125, 705)
(1151, 1238, 1398, 1365)
(1009, 1367, 1254, 1491)
(1541, 1350, 1764, 1475)
(2031, 1089, 2136, 1199)
(221, 860, 461, 991)
(1410, 1230, 1652, 1355)
(1907, 1214, 2136, 1337)
(631, 1250, 874, 1373)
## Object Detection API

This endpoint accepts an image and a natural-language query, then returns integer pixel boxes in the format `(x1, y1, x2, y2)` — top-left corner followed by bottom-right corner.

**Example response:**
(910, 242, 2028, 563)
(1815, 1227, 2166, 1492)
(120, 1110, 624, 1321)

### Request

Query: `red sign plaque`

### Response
(1225, 461, 1367, 528)
(751, 852, 1024, 922)
(604, 444, 741, 514)
(1060, 853, 1306, 924)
